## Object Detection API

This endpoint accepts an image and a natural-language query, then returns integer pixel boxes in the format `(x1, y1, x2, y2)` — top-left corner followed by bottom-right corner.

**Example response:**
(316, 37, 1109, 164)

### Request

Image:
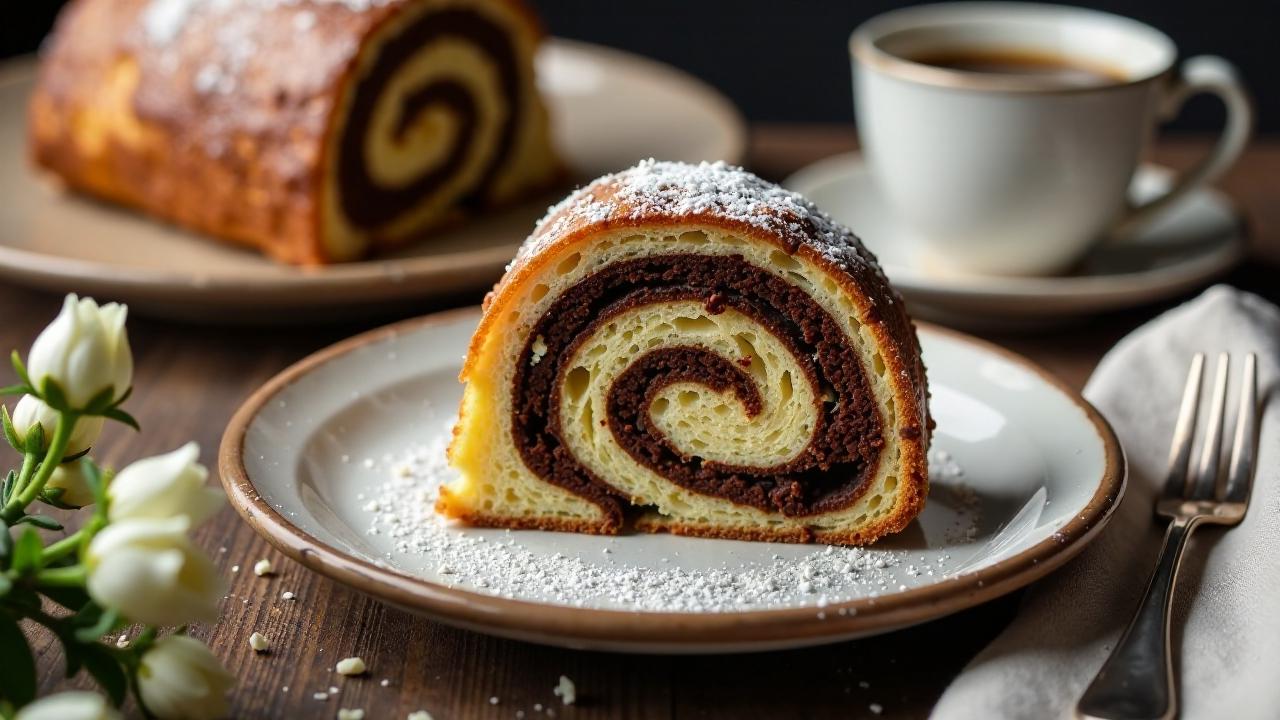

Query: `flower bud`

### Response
(108, 443, 223, 526)
(15, 691, 121, 720)
(46, 462, 98, 507)
(136, 635, 234, 720)
(27, 294, 132, 410)
(10, 395, 104, 455)
(86, 517, 224, 627)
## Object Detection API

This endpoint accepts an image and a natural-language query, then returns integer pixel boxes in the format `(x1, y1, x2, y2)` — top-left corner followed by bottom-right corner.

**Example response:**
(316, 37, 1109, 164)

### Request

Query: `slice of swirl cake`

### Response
(442, 160, 930, 545)
(28, 0, 559, 265)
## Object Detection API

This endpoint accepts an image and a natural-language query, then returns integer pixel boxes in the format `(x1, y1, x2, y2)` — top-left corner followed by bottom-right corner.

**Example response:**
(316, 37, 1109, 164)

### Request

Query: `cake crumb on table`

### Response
(337, 709, 365, 720)
(869, 702, 883, 714)
(254, 558, 274, 576)
(336, 657, 366, 675)
(249, 632, 269, 652)
(282, 591, 296, 600)
(553, 675, 576, 705)
(313, 692, 329, 701)
(407, 712, 433, 720)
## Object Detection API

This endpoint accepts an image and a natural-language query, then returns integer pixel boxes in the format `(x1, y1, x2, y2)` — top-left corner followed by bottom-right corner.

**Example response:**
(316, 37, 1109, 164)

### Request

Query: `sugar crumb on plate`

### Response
(358, 422, 980, 612)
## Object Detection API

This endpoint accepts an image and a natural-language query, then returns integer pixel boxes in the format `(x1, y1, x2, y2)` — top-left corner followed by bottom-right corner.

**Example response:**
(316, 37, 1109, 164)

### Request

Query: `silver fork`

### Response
(1076, 353, 1259, 720)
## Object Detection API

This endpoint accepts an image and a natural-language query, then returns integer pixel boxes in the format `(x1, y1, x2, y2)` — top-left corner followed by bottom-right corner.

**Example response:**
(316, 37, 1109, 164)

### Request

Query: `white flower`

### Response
(26, 294, 132, 410)
(85, 517, 224, 626)
(46, 462, 98, 507)
(137, 635, 234, 720)
(15, 691, 121, 720)
(108, 443, 222, 526)
(10, 395, 105, 456)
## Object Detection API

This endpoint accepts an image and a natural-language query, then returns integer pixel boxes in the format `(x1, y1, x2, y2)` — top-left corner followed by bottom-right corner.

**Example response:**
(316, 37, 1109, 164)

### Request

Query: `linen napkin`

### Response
(932, 285, 1280, 720)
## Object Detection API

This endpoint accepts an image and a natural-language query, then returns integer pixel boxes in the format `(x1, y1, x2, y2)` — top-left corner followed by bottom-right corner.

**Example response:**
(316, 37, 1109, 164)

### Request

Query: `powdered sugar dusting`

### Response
(140, 0, 399, 94)
(358, 421, 982, 613)
(143, 0, 397, 46)
(517, 160, 885, 279)
(142, 0, 202, 46)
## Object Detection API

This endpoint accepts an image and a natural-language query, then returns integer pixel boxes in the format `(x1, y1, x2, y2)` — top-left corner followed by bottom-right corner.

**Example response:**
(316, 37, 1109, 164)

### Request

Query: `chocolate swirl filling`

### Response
(512, 254, 885, 528)
(337, 8, 520, 227)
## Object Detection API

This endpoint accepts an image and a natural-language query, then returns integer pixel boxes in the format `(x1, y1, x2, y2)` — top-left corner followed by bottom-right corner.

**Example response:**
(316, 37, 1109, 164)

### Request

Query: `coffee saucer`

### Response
(784, 152, 1246, 326)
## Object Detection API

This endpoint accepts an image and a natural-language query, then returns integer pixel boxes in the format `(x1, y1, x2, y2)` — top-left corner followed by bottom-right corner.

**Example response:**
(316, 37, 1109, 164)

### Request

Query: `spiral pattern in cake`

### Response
(326, 1, 555, 259)
(442, 161, 930, 545)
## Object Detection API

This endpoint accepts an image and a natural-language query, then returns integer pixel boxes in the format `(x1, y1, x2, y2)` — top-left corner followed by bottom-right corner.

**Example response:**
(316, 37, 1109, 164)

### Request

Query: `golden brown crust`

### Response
(435, 491, 617, 536)
(457, 162, 930, 545)
(28, 0, 552, 266)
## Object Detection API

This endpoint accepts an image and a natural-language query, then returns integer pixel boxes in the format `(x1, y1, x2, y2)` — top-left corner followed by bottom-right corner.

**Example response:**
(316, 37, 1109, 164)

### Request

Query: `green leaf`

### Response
(11, 527, 42, 575)
(0, 383, 34, 396)
(10, 351, 31, 387)
(2, 470, 14, 506)
(0, 612, 37, 707)
(61, 447, 91, 464)
(80, 460, 107, 507)
(83, 386, 117, 416)
(40, 379, 69, 414)
(74, 606, 120, 643)
(1, 404, 21, 450)
(15, 515, 62, 531)
(0, 517, 10, 561)
(109, 385, 132, 410)
(22, 421, 44, 456)
(102, 407, 140, 432)
(38, 486, 81, 511)
(80, 644, 128, 707)
(0, 573, 10, 597)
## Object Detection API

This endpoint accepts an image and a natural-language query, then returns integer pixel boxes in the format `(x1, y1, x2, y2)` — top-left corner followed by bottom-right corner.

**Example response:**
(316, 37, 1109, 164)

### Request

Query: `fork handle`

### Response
(1076, 516, 1200, 720)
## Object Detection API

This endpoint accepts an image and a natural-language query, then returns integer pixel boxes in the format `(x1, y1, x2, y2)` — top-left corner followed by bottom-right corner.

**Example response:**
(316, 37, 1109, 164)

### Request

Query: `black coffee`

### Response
(909, 49, 1128, 86)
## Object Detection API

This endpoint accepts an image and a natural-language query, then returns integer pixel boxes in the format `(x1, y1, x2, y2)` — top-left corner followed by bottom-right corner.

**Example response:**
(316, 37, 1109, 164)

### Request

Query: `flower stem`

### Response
(35, 564, 87, 587)
(42, 522, 96, 563)
(6, 450, 37, 506)
(1, 412, 75, 522)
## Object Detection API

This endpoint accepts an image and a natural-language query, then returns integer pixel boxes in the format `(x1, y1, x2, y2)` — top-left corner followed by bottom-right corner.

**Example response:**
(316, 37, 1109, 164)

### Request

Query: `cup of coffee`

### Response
(850, 2, 1253, 276)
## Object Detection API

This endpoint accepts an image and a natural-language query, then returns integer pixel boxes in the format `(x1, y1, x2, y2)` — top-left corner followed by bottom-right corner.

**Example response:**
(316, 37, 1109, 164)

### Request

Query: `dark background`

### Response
(4, 0, 1272, 132)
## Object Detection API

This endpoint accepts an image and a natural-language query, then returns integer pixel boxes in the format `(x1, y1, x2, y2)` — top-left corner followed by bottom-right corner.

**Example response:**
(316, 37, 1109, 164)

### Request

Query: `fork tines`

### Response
(1162, 352, 1259, 504)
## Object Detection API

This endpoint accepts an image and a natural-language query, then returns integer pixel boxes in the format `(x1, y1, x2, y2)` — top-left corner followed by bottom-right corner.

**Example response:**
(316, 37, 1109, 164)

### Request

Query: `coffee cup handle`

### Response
(1109, 55, 1253, 241)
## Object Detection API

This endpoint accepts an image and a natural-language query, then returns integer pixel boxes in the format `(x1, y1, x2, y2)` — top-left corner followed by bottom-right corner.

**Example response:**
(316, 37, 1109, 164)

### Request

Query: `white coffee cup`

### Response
(850, 2, 1253, 276)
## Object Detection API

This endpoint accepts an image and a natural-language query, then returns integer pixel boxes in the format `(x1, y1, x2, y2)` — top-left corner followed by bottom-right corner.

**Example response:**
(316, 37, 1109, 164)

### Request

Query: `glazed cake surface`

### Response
(28, 0, 560, 265)
(442, 160, 930, 545)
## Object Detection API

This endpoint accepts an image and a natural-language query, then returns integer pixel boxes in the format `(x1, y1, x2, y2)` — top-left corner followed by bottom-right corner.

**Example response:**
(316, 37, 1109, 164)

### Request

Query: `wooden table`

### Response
(5, 130, 1277, 719)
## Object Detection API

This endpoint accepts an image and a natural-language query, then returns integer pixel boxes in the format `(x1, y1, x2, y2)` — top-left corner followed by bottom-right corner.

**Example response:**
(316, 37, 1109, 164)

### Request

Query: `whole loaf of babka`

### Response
(29, 0, 561, 265)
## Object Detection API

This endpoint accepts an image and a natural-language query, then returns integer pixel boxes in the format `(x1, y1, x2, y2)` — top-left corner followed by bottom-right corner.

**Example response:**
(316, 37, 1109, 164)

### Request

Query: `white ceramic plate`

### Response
(784, 152, 1246, 326)
(220, 307, 1124, 653)
(0, 40, 745, 323)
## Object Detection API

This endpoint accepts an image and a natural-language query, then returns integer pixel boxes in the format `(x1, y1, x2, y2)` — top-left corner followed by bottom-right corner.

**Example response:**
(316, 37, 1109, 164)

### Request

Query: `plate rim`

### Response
(0, 39, 747, 310)
(783, 151, 1248, 304)
(217, 307, 1126, 651)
